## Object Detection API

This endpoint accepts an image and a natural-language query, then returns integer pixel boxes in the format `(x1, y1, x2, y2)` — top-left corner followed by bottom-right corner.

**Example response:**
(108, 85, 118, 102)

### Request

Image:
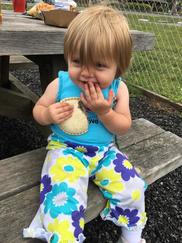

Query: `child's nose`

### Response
(81, 66, 94, 80)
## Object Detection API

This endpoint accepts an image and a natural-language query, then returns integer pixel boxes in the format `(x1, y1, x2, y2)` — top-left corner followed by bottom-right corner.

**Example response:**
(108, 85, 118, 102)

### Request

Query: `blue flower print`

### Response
(65, 141, 98, 157)
(102, 149, 116, 167)
(102, 190, 113, 200)
(102, 190, 120, 205)
(113, 153, 136, 181)
(111, 207, 140, 227)
(72, 205, 85, 240)
(90, 149, 116, 176)
(63, 148, 89, 168)
(40, 175, 52, 204)
(50, 233, 59, 243)
(44, 182, 78, 218)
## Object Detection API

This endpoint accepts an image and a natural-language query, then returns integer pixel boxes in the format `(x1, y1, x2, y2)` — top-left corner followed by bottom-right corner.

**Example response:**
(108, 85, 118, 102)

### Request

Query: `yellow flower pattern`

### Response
(40, 183, 44, 193)
(123, 159, 133, 170)
(48, 219, 75, 242)
(132, 189, 141, 201)
(75, 146, 87, 153)
(47, 140, 67, 150)
(95, 168, 125, 193)
(50, 156, 87, 183)
(118, 215, 129, 225)
(140, 212, 148, 225)
(79, 218, 84, 230)
(89, 155, 102, 174)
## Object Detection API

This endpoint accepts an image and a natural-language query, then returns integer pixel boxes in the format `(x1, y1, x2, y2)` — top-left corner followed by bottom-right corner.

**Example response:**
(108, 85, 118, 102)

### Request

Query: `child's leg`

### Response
(93, 145, 147, 243)
(24, 147, 89, 243)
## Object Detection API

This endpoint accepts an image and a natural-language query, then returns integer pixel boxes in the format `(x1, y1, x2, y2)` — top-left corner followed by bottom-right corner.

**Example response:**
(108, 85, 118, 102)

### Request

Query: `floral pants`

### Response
(23, 140, 147, 243)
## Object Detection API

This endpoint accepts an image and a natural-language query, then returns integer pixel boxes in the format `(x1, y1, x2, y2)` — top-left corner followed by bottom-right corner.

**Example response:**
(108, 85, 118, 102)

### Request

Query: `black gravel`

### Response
(1, 68, 182, 243)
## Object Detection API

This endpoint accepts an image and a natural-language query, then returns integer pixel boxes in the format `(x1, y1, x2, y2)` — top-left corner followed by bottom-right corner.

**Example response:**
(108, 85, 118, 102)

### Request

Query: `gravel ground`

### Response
(1, 68, 182, 243)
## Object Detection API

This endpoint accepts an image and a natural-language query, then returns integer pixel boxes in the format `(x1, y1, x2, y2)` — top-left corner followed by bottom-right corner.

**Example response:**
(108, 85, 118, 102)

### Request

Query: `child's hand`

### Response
(80, 82, 114, 115)
(46, 102, 73, 124)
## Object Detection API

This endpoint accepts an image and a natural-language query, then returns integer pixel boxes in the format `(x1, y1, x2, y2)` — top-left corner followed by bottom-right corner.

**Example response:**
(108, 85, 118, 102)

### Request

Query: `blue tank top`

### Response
(50, 71, 121, 146)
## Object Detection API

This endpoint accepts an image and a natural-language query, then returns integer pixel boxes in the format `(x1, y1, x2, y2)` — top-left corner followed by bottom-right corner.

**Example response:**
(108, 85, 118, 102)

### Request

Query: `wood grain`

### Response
(117, 118, 164, 149)
(0, 148, 46, 201)
(0, 11, 155, 56)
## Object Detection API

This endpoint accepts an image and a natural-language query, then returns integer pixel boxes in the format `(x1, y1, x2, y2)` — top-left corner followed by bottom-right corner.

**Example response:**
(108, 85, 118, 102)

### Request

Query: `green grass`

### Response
(1, 3, 13, 10)
(124, 13, 182, 103)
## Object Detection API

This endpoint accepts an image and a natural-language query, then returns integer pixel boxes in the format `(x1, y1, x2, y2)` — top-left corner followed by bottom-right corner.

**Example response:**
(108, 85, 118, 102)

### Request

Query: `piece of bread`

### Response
(59, 97, 88, 135)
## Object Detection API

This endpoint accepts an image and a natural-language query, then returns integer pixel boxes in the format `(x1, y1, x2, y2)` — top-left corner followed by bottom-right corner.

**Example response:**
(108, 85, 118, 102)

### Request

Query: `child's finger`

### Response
(57, 112, 73, 123)
(80, 92, 88, 106)
(58, 103, 73, 112)
(88, 82, 98, 99)
(107, 89, 114, 105)
(59, 102, 73, 109)
(83, 83, 91, 100)
(94, 83, 103, 98)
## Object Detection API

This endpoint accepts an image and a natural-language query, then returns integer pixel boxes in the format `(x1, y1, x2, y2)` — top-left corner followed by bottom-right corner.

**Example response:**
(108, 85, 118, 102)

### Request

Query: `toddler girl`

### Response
(23, 5, 147, 243)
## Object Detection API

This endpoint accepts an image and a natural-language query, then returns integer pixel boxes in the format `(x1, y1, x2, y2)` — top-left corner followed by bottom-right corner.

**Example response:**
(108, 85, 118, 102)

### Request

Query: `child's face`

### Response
(68, 57, 118, 90)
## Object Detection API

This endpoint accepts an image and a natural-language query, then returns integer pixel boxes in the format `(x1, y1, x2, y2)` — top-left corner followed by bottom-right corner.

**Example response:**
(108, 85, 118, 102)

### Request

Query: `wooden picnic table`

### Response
(0, 10, 155, 121)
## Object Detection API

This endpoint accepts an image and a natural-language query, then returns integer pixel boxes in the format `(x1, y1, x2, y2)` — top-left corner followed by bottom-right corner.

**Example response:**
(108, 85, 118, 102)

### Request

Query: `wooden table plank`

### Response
(117, 118, 164, 149)
(0, 11, 155, 56)
(0, 148, 46, 201)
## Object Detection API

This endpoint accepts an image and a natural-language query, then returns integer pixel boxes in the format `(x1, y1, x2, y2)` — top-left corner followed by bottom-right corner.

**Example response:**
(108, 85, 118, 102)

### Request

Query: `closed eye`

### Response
(72, 59, 80, 64)
(96, 63, 107, 69)
(72, 59, 81, 65)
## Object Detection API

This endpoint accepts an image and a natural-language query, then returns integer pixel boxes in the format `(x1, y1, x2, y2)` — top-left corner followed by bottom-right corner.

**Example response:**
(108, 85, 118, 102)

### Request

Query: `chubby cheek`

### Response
(68, 69, 77, 82)
(68, 69, 83, 88)
(98, 76, 114, 89)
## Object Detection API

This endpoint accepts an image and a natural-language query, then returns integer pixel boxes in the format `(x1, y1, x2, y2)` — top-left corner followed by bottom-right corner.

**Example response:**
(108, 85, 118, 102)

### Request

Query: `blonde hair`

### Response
(64, 5, 132, 77)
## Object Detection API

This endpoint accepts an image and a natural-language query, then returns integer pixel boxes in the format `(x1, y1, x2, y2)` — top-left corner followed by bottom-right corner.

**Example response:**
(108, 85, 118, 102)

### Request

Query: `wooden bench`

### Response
(0, 118, 182, 242)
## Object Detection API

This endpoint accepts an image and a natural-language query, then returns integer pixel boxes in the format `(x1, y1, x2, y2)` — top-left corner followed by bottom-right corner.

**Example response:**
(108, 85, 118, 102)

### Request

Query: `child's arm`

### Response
(33, 78, 73, 125)
(80, 81, 131, 136)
